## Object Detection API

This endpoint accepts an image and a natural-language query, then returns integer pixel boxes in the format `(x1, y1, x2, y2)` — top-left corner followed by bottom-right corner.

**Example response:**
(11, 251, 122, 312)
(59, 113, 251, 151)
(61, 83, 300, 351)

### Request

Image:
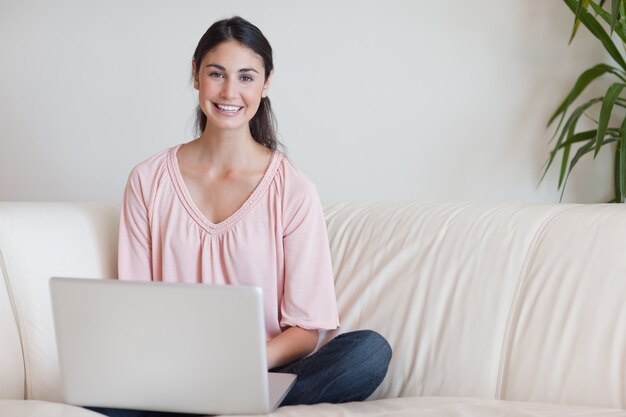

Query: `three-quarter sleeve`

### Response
(117, 168, 152, 281)
(280, 173, 340, 331)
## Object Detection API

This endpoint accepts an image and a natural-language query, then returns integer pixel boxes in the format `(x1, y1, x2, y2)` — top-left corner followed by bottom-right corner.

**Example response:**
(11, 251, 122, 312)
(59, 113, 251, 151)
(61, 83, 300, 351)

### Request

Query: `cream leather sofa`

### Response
(3, 201, 626, 417)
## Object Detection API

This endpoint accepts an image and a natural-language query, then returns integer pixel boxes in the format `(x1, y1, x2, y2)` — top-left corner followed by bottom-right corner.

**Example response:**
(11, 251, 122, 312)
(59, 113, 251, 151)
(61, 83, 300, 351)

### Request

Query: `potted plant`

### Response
(546, 0, 626, 202)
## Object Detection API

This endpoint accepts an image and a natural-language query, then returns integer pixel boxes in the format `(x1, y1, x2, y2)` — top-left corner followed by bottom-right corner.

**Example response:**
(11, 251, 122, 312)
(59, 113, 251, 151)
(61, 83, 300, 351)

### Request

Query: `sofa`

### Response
(2, 201, 626, 417)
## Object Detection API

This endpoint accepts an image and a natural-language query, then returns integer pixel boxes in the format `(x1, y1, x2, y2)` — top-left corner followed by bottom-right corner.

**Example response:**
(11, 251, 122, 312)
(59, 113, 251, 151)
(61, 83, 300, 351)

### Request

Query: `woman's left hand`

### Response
(266, 327, 319, 369)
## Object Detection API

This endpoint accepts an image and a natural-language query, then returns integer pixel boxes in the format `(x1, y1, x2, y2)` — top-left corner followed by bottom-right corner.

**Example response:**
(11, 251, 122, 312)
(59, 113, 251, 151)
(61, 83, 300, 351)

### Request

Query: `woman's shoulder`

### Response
(275, 152, 318, 194)
(127, 145, 178, 183)
(273, 152, 322, 209)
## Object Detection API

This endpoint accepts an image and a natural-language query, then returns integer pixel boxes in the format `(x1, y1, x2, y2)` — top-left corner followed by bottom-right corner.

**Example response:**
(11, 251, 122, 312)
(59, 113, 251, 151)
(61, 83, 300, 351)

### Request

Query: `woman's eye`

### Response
(209, 72, 224, 78)
(241, 75, 254, 82)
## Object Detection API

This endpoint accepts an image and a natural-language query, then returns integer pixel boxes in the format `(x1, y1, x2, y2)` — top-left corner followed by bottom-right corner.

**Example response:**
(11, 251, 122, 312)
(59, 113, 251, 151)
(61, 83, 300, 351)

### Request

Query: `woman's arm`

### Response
(118, 168, 153, 281)
(266, 327, 319, 369)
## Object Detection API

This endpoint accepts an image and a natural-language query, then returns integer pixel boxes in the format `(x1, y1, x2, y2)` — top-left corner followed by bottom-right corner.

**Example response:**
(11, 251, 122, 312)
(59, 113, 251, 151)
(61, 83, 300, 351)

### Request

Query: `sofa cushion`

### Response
(0, 400, 103, 417)
(257, 396, 626, 417)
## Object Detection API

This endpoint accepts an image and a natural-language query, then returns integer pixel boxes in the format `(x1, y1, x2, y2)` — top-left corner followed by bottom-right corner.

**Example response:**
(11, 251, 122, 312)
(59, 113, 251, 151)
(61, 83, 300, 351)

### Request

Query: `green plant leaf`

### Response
(573, 139, 619, 168)
(542, 97, 604, 183)
(588, 1, 626, 44)
(610, 143, 621, 203)
(559, 125, 575, 187)
(547, 64, 625, 127)
(564, 0, 626, 71)
(541, 130, 597, 185)
(611, 0, 621, 32)
(595, 82, 625, 157)
(555, 96, 603, 148)
(555, 129, 602, 150)
(560, 138, 595, 200)
(620, 117, 626, 198)
(542, 130, 621, 190)
(570, 0, 590, 43)
(621, 2, 626, 53)
(560, 136, 619, 200)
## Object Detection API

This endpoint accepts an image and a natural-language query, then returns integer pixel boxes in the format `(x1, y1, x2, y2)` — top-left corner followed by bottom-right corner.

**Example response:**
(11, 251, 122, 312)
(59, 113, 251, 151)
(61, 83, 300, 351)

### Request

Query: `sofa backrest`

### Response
(322, 202, 626, 409)
(1, 202, 626, 410)
(0, 203, 119, 401)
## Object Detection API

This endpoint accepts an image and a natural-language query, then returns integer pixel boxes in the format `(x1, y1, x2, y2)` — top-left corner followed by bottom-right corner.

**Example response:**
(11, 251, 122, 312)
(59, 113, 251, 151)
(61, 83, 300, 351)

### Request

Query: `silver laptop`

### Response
(49, 277, 297, 415)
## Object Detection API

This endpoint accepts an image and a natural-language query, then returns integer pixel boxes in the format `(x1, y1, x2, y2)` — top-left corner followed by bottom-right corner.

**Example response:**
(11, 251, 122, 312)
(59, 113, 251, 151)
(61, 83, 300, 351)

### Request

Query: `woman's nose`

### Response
(220, 78, 237, 99)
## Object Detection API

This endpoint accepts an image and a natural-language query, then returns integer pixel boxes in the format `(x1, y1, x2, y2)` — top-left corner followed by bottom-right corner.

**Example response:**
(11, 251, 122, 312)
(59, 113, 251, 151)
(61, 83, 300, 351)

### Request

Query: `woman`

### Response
(93, 16, 391, 417)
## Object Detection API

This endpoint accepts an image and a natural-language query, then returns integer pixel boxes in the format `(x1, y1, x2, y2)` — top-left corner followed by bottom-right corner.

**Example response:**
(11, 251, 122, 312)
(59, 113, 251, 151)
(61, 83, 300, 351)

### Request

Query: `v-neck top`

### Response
(117, 144, 340, 339)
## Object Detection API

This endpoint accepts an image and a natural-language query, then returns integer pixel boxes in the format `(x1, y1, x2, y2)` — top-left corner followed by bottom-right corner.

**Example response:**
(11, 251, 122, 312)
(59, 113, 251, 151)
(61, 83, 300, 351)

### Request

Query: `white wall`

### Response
(0, 0, 612, 203)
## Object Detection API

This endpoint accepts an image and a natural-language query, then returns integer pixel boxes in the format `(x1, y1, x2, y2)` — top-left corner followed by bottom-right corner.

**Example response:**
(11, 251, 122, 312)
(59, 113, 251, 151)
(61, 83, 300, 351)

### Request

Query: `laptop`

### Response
(49, 277, 297, 415)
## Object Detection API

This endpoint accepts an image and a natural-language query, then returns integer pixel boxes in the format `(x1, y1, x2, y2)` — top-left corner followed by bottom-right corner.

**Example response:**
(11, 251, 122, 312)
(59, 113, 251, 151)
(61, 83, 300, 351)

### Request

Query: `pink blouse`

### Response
(118, 144, 340, 339)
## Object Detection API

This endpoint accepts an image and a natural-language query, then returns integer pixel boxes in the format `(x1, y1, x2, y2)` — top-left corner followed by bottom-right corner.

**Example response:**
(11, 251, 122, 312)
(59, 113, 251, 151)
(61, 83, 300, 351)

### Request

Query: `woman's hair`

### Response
(192, 16, 280, 150)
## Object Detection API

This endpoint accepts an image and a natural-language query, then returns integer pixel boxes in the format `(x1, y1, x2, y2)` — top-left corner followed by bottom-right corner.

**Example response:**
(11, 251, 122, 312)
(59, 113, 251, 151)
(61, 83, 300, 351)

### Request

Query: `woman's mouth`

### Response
(214, 103, 243, 115)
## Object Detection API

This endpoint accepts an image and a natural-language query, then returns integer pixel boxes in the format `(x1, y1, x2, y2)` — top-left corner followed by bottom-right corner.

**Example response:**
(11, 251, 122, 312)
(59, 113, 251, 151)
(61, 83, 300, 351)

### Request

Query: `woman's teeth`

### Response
(216, 104, 242, 112)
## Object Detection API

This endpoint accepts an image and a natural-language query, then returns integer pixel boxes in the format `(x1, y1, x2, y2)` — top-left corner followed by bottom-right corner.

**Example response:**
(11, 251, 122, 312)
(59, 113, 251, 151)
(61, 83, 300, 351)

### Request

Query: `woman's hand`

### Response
(266, 327, 319, 370)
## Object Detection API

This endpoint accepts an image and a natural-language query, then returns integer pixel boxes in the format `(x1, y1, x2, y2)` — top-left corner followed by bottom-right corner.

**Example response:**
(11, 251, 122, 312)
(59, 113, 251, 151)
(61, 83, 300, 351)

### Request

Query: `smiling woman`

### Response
(191, 17, 278, 150)
(193, 40, 271, 141)
(91, 16, 392, 417)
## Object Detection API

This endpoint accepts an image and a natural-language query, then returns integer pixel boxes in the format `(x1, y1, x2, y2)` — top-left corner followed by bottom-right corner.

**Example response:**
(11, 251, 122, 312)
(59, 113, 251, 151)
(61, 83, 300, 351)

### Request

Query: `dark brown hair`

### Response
(192, 16, 279, 150)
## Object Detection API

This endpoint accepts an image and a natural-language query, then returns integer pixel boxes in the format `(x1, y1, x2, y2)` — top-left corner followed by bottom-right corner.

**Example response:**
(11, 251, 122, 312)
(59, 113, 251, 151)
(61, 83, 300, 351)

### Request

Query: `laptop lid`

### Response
(49, 277, 296, 415)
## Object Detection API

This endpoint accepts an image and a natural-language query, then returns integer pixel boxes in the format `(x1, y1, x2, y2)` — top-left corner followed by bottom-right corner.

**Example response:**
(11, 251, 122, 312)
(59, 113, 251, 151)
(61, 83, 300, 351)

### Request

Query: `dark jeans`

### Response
(87, 330, 392, 416)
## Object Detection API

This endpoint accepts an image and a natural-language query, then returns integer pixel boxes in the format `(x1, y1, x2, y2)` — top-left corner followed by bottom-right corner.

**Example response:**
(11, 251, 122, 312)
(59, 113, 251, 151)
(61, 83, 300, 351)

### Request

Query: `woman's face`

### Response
(194, 40, 271, 135)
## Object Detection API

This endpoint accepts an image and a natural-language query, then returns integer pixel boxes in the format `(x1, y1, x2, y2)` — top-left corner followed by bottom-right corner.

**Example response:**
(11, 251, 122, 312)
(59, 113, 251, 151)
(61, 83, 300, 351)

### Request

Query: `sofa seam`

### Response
(0, 231, 30, 399)
(494, 204, 578, 399)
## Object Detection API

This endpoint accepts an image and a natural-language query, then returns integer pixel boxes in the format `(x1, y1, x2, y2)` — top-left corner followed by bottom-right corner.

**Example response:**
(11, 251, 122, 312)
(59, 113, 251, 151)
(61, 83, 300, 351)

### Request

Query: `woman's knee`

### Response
(346, 330, 391, 355)
(362, 330, 392, 373)
(280, 330, 392, 405)
(339, 330, 392, 377)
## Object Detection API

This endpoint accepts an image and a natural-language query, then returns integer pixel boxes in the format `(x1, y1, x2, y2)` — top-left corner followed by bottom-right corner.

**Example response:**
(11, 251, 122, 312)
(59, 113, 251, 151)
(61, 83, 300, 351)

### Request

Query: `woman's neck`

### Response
(186, 126, 269, 173)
